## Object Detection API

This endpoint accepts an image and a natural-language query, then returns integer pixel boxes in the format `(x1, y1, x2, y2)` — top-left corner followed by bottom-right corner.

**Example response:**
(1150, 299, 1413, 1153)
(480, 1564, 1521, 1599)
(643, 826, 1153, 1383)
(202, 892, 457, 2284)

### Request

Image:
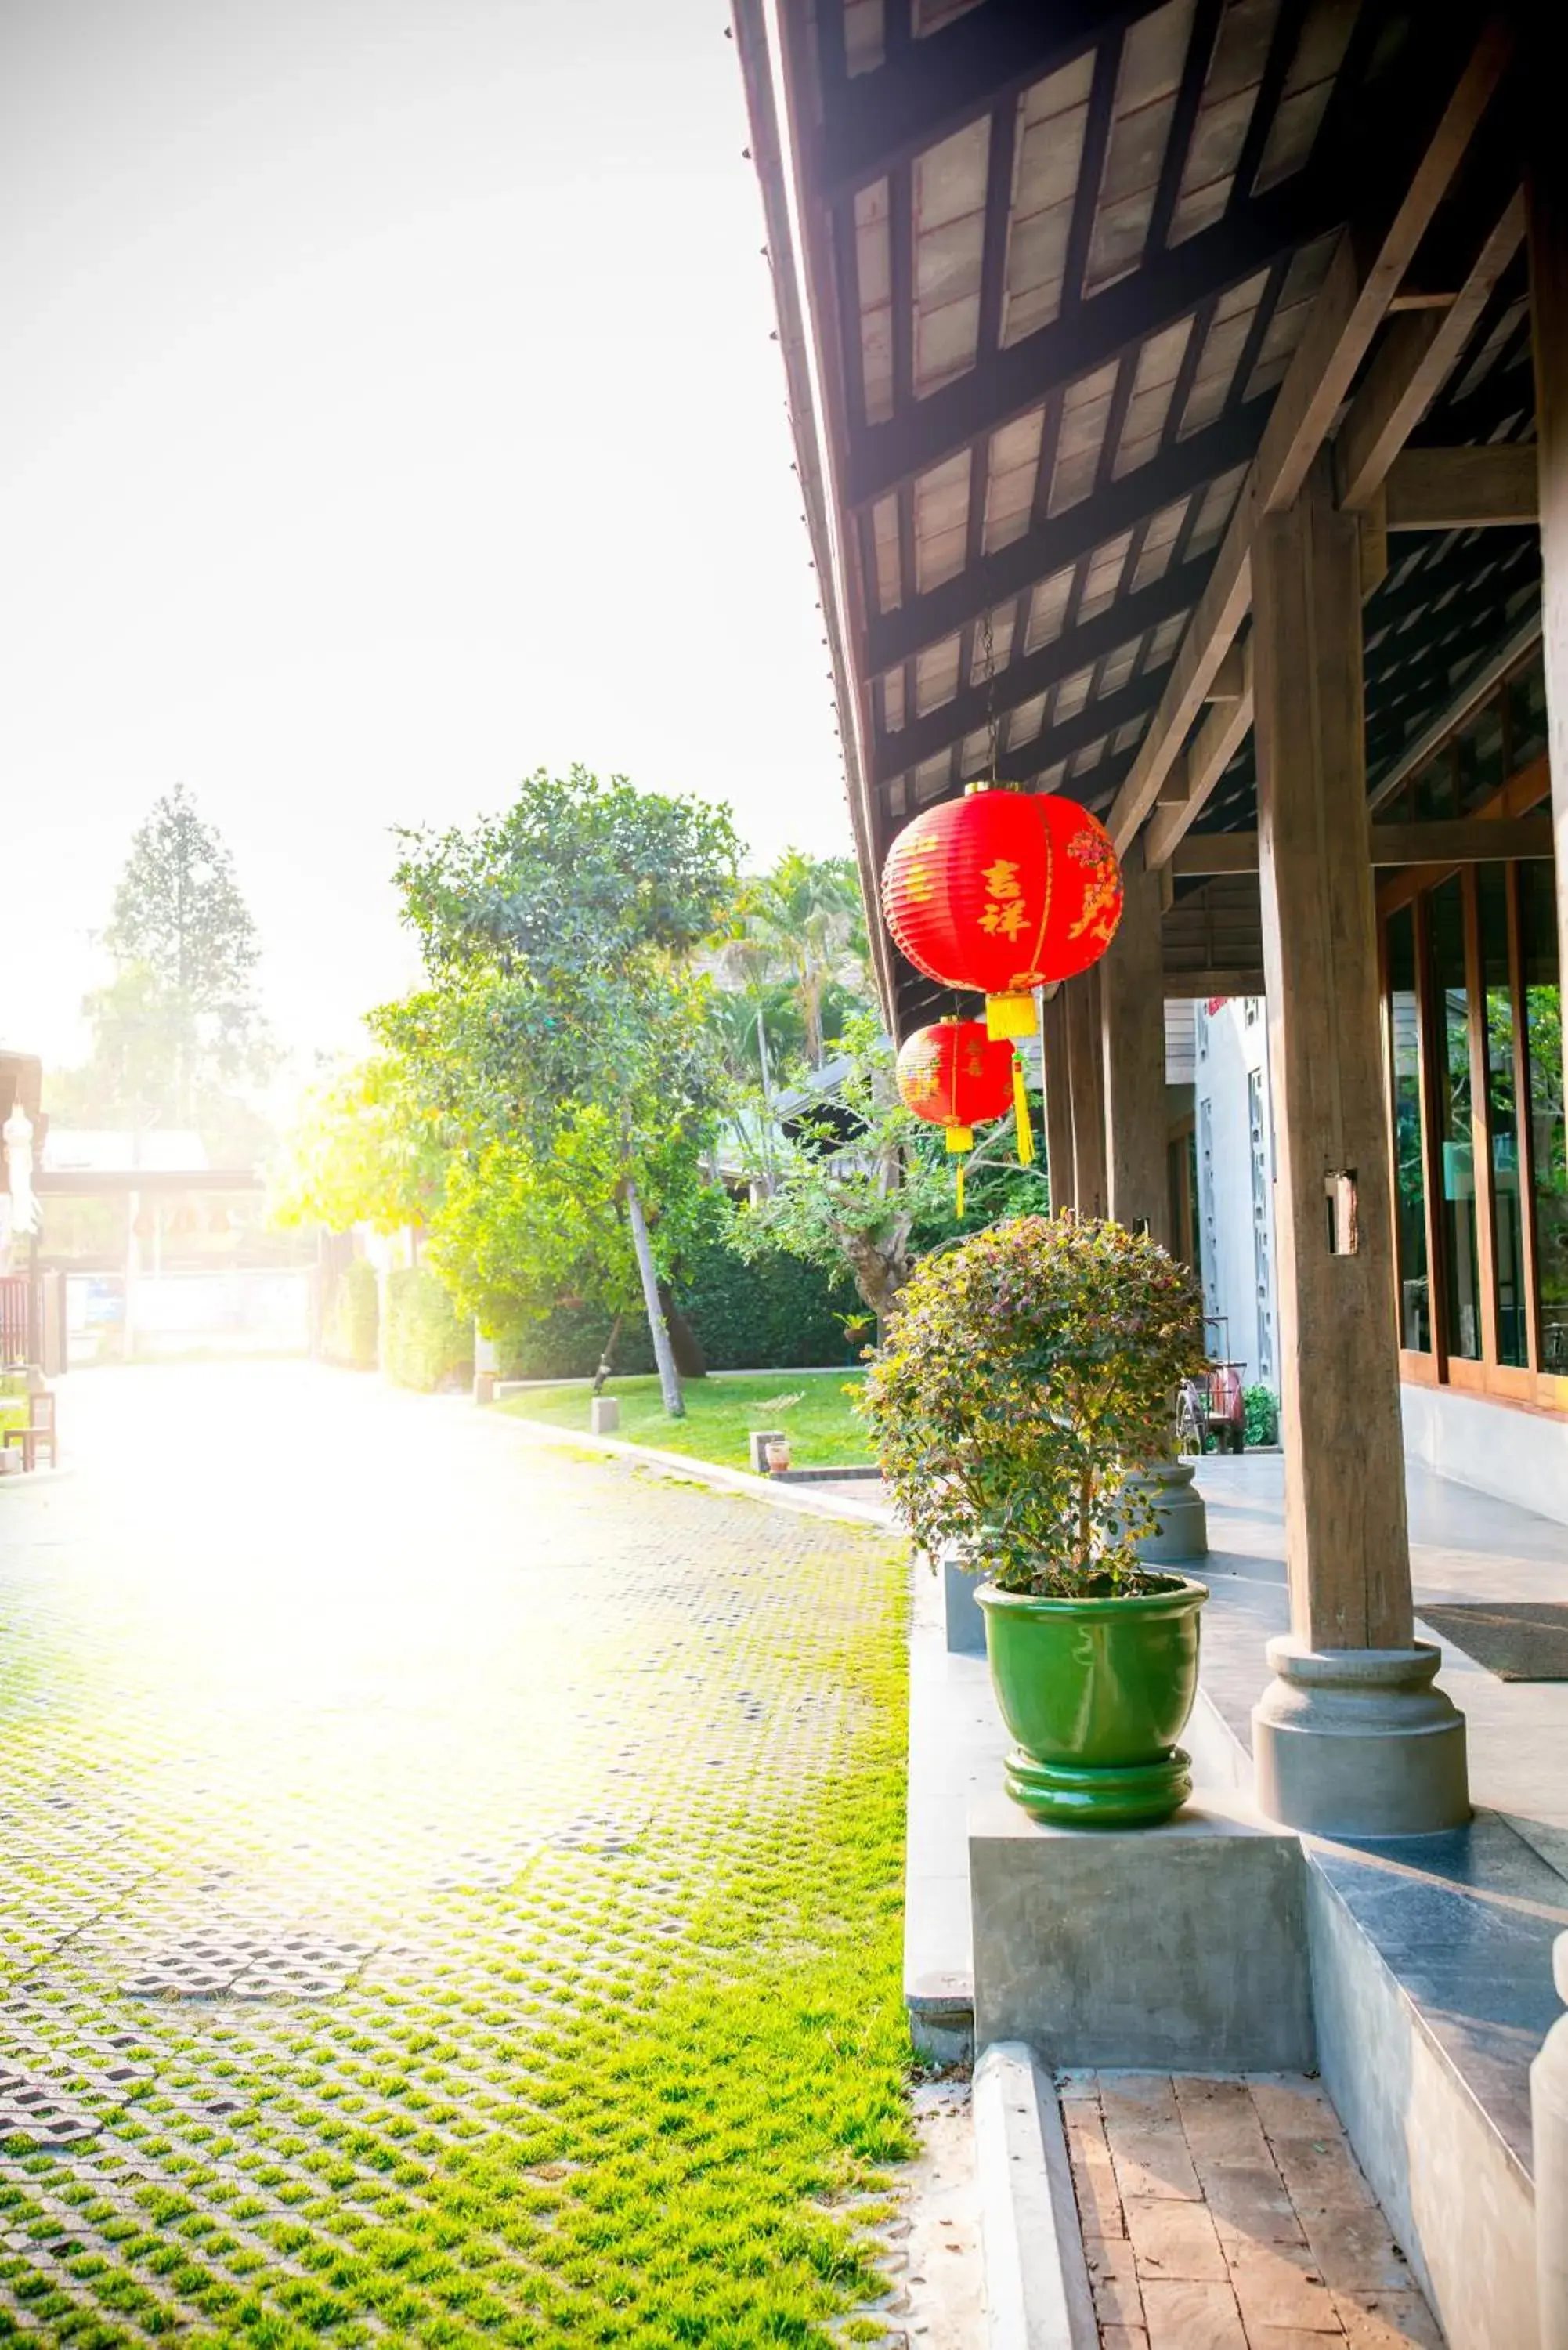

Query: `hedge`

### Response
(323, 1260, 378, 1372)
(499, 1236, 863, 1380)
(386, 1264, 473, 1393)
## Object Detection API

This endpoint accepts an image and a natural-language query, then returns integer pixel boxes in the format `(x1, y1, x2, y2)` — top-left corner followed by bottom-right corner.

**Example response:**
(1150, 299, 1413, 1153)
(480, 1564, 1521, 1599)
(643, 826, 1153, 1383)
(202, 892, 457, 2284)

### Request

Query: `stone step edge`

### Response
(493, 1409, 896, 1528)
(974, 2043, 1098, 2350)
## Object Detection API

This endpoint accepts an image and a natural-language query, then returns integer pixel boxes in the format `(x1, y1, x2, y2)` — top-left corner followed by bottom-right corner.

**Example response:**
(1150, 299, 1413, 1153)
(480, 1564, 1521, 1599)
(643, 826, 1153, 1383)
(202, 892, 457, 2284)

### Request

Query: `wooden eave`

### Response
(735, 0, 1537, 1034)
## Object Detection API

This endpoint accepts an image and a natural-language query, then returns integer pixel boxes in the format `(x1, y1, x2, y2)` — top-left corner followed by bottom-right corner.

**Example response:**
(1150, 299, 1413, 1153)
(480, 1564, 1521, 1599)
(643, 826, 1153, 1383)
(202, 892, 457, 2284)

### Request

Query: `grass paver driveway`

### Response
(0, 1365, 911, 2347)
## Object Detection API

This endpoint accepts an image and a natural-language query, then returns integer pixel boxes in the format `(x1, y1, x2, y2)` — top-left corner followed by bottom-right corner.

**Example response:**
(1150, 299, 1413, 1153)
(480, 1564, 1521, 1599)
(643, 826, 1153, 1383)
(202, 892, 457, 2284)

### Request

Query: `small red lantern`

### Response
(881, 786, 1122, 1038)
(896, 1018, 1028, 1215)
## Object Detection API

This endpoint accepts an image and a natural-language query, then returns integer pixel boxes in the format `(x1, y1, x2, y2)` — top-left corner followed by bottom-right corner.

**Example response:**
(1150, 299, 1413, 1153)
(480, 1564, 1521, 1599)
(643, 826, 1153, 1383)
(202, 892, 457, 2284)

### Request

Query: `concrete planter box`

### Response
(941, 1550, 988, 1654)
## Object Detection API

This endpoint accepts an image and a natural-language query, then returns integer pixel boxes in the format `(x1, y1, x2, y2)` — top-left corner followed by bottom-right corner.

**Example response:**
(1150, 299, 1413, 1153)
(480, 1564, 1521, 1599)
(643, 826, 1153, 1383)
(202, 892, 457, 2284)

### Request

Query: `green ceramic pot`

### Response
(975, 1575, 1208, 1827)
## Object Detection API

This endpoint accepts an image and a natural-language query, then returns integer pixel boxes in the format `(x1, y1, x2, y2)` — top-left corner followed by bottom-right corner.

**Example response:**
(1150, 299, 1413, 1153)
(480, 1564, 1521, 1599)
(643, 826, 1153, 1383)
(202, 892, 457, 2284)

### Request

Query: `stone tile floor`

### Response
(1061, 2072, 1441, 2348)
(0, 1362, 913, 2345)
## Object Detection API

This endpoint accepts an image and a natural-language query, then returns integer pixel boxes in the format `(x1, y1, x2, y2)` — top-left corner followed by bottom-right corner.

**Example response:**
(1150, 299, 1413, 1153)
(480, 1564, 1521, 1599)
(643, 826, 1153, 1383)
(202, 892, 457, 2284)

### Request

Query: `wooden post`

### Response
(1527, 138, 1568, 1011)
(1100, 842, 1171, 1249)
(1254, 449, 1412, 1650)
(1250, 449, 1466, 1834)
(1064, 966, 1107, 1220)
(1039, 988, 1075, 1213)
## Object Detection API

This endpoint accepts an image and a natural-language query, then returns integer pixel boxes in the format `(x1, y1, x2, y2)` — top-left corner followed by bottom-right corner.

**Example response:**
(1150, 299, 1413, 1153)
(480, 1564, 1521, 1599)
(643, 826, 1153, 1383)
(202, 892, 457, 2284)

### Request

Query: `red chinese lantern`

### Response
(896, 1018, 1029, 1216)
(881, 786, 1123, 1039)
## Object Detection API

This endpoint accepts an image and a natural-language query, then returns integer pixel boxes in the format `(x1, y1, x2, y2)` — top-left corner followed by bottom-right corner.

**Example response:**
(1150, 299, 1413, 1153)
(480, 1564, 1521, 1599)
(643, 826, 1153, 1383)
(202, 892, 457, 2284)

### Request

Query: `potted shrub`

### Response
(861, 1214, 1208, 1828)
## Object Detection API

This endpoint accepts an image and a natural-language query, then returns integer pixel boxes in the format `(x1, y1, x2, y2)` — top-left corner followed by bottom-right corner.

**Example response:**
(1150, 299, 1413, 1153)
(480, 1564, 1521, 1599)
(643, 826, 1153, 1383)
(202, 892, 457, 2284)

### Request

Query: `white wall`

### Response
(1401, 1380, 1568, 1527)
(1192, 997, 1278, 1391)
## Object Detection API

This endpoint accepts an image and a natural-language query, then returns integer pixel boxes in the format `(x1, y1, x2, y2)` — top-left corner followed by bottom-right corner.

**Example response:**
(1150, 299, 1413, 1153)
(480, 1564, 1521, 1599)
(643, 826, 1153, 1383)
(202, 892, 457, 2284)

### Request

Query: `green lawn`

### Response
(504, 1368, 875, 1470)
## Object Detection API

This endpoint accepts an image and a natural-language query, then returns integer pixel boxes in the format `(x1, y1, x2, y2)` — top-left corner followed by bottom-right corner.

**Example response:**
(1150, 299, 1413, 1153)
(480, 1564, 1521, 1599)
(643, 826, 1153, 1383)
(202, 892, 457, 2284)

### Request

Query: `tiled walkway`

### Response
(1063, 2073, 1440, 2349)
(0, 1363, 909, 2345)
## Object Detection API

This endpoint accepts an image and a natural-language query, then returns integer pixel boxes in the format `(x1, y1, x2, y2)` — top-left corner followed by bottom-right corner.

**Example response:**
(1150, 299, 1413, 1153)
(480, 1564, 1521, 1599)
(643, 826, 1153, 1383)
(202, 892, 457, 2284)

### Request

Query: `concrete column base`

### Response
(1252, 1636, 1469, 1836)
(1533, 1932, 1568, 2350)
(1126, 1456, 1208, 1563)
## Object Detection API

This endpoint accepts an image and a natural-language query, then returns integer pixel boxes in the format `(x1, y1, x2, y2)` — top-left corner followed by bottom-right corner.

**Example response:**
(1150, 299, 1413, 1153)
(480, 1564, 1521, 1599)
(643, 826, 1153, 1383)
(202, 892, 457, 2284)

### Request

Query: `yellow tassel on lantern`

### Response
(1012, 1054, 1035, 1166)
(945, 1124, 972, 1218)
(985, 990, 1036, 1041)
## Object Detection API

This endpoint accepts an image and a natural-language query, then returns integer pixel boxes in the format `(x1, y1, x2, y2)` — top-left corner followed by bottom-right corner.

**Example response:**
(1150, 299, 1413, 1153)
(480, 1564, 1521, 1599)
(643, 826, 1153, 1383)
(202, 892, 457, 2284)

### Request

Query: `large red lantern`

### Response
(896, 1017, 1031, 1215)
(881, 786, 1122, 1039)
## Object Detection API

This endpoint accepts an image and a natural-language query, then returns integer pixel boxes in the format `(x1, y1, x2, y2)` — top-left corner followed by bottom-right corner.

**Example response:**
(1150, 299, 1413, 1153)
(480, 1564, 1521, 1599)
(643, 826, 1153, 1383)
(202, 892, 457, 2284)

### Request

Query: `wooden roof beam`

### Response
(1335, 188, 1526, 511)
(1167, 814, 1553, 873)
(1107, 16, 1515, 862)
(1145, 641, 1255, 866)
(1383, 442, 1538, 529)
(815, 0, 1161, 198)
(1162, 969, 1266, 999)
(869, 557, 1204, 786)
(990, 668, 1165, 789)
(843, 181, 1334, 509)
(864, 396, 1264, 674)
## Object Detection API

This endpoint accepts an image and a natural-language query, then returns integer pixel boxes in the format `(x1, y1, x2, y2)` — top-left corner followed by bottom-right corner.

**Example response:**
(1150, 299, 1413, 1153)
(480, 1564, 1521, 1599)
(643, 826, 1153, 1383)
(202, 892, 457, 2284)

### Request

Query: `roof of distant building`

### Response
(42, 1130, 210, 1175)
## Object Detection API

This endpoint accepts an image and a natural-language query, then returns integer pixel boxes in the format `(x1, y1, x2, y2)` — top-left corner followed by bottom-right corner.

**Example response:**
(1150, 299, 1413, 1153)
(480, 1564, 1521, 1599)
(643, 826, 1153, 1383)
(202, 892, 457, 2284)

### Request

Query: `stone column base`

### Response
(1126, 1457, 1208, 1563)
(1252, 1636, 1469, 1836)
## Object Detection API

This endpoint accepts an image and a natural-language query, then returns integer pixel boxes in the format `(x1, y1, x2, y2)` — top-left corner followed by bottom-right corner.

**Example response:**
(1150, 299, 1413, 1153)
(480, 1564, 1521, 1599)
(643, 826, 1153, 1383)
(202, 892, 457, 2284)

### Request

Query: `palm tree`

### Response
(742, 851, 868, 1068)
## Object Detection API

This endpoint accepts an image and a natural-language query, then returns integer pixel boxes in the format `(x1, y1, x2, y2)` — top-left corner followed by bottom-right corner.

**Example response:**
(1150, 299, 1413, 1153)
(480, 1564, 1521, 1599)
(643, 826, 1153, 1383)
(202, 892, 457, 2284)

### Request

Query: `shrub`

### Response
(860, 1215, 1205, 1597)
(495, 1238, 862, 1379)
(674, 1238, 862, 1369)
(1243, 1383, 1279, 1448)
(323, 1260, 378, 1371)
(385, 1265, 473, 1392)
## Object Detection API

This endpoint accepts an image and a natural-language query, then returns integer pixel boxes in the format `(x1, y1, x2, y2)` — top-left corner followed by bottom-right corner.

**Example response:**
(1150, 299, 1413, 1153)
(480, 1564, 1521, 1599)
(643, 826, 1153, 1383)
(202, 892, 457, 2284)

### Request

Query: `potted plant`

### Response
(860, 1214, 1209, 1827)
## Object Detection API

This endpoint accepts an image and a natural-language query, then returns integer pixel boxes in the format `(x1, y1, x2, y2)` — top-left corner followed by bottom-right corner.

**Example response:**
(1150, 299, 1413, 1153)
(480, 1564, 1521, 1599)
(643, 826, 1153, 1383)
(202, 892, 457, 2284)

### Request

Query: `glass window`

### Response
(1386, 906, 1430, 1350)
(1520, 863, 1567, 1377)
(1429, 875, 1483, 1358)
(1477, 866, 1527, 1366)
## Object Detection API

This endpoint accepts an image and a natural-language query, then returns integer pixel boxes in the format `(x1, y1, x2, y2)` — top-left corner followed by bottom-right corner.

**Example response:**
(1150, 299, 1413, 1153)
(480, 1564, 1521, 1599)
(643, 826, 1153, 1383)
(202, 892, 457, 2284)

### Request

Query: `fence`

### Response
(0, 1275, 28, 1364)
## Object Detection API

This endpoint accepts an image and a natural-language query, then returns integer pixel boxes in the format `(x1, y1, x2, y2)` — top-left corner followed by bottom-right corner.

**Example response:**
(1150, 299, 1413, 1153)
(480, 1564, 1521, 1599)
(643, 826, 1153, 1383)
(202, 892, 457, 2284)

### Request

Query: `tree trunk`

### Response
(625, 1175, 684, 1417)
(840, 1224, 912, 1345)
(658, 1283, 707, 1379)
(591, 1312, 623, 1397)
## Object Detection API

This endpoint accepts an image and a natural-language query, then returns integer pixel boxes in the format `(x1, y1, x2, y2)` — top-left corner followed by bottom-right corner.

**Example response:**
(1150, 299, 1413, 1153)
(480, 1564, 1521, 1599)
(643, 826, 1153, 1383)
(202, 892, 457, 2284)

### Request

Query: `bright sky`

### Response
(0, 0, 851, 1074)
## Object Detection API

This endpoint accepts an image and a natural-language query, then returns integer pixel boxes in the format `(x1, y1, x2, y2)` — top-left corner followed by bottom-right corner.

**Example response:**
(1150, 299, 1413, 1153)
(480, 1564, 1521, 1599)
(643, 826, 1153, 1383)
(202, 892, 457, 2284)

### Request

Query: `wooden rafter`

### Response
(864, 395, 1266, 673)
(1107, 15, 1516, 863)
(842, 177, 1335, 508)
(870, 555, 1206, 784)
(815, 0, 1161, 198)
(1335, 190, 1525, 508)
(989, 666, 1165, 788)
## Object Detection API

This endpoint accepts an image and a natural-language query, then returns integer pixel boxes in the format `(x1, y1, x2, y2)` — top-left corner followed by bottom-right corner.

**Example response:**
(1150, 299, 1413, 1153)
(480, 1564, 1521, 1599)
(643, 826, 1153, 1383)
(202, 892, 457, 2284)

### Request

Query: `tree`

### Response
(724, 849, 869, 1071)
(102, 784, 269, 1119)
(56, 786, 272, 1148)
(729, 1014, 1047, 1336)
(269, 1053, 446, 1237)
(383, 767, 739, 1417)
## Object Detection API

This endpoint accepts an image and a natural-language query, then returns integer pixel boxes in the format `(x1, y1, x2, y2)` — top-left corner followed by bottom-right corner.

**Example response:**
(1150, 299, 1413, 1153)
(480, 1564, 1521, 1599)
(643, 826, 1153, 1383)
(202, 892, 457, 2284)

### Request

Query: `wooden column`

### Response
(1528, 133, 1568, 1006)
(1100, 842, 1171, 1248)
(1253, 449, 1414, 1652)
(1064, 965, 1107, 1220)
(1039, 986, 1075, 1213)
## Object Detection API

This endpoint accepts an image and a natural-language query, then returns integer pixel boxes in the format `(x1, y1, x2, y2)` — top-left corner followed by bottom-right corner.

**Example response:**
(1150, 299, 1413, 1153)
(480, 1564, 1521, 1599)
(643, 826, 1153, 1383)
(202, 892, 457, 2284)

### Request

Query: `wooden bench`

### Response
(2, 1384, 56, 1472)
